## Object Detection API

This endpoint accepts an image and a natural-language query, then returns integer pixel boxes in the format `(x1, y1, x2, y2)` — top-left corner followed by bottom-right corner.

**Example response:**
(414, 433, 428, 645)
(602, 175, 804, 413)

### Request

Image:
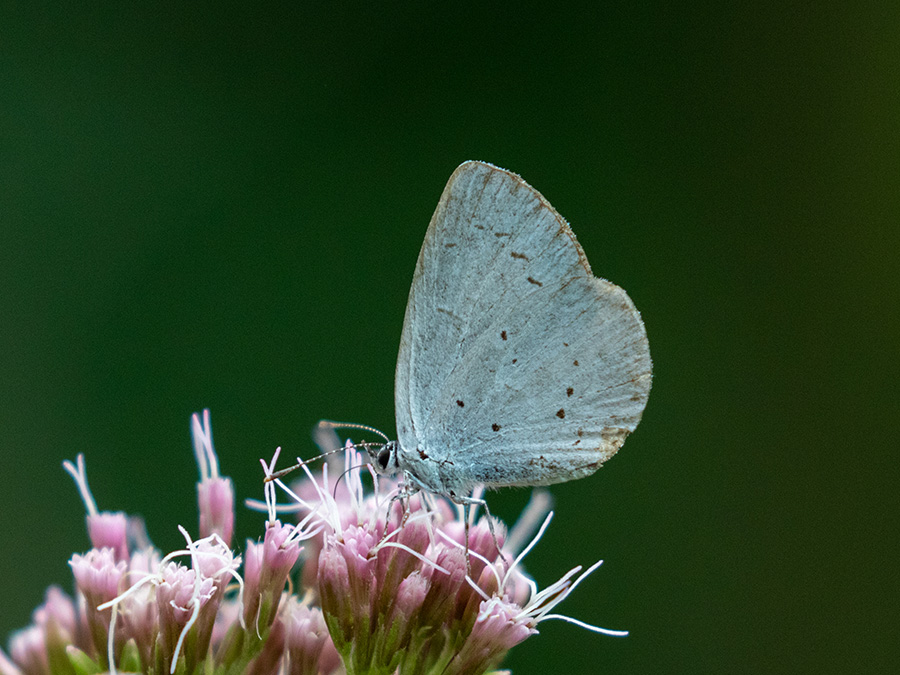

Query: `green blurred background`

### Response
(1, 3, 897, 673)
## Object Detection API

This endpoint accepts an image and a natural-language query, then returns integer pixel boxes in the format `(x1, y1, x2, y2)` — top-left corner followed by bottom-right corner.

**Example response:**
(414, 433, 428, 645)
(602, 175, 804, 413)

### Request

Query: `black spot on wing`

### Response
(566, 387, 574, 397)
(527, 277, 543, 287)
(456, 400, 465, 407)
(492, 423, 501, 432)
(510, 251, 529, 261)
(501, 330, 507, 340)
(556, 409, 566, 419)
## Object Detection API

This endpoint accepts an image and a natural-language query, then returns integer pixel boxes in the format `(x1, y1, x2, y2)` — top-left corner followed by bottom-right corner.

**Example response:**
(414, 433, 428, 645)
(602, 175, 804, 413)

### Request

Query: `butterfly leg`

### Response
(451, 492, 511, 574)
(377, 480, 419, 548)
(462, 501, 472, 576)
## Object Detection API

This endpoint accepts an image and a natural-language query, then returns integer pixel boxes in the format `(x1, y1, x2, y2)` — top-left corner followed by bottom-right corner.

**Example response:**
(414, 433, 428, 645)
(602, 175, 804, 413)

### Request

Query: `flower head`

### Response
(4, 410, 625, 675)
(261, 437, 627, 674)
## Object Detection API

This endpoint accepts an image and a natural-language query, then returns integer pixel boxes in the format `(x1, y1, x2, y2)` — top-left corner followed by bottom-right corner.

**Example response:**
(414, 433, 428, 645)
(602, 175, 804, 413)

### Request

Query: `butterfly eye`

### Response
(376, 447, 392, 472)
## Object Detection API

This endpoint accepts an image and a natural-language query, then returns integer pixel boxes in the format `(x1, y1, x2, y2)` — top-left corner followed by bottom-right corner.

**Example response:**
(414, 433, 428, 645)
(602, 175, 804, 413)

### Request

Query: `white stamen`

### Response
(244, 497, 306, 514)
(560, 559, 604, 597)
(62, 454, 99, 518)
(170, 591, 202, 674)
(464, 574, 492, 602)
(297, 458, 342, 534)
(191, 409, 218, 481)
(97, 573, 158, 611)
(521, 574, 538, 600)
(524, 566, 582, 610)
(537, 614, 628, 637)
(261, 448, 283, 523)
(107, 604, 117, 675)
(344, 441, 365, 508)
(376, 542, 450, 575)
(274, 478, 318, 511)
(434, 528, 503, 591)
(502, 511, 554, 590)
(504, 489, 553, 557)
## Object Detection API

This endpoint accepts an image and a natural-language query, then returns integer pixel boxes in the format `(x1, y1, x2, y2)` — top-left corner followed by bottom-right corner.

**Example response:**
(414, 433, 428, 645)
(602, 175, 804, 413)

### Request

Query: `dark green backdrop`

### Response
(2, 4, 896, 674)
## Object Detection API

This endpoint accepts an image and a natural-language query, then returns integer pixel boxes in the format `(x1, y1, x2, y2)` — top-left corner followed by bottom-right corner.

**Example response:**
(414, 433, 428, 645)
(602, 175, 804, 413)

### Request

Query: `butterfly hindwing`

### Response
(395, 161, 651, 493)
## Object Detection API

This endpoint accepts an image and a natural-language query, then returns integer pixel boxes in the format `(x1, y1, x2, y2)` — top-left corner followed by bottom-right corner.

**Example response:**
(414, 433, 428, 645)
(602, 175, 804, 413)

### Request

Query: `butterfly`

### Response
(350, 160, 652, 538)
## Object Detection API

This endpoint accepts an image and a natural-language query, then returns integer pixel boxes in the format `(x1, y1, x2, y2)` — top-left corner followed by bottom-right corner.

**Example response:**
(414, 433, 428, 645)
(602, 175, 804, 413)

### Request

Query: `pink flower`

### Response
(155, 563, 219, 668)
(242, 521, 305, 631)
(282, 598, 341, 675)
(4, 410, 624, 675)
(69, 548, 127, 663)
(192, 410, 235, 546)
(63, 455, 129, 562)
(262, 436, 626, 674)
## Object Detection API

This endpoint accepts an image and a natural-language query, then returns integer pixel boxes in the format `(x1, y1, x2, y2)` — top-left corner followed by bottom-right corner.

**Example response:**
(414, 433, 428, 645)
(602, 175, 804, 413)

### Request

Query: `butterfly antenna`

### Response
(318, 420, 392, 444)
(265, 441, 386, 482)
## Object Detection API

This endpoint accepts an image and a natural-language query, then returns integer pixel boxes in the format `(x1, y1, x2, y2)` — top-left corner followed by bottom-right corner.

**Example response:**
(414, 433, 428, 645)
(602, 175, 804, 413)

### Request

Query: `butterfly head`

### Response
(368, 440, 401, 476)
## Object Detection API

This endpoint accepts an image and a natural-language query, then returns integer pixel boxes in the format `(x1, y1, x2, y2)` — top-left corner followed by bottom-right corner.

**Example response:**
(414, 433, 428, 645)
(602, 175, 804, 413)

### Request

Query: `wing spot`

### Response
(512, 358, 518, 364)
(456, 399, 465, 407)
(527, 276, 543, 287)
(474, 223, 485, 230)
(567, 387, 574, 397)
(444, 243, 457, 248)
(563, 342, 569, 347)
(574, 439, 581, 446)
(492, 423, 501, 432)
(494, 231, 511, 237)
(501, 330, 508, 340)
(573, 359, 580, 366)
(577, 428, 584, 437)
(418, 449, 429, 460)
(510, 251, 530, 261)
(556, 408, 566, 419)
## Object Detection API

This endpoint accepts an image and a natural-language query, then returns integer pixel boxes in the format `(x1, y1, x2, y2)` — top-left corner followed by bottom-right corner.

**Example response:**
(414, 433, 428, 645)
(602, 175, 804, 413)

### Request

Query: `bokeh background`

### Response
(2, 3, 897, 673)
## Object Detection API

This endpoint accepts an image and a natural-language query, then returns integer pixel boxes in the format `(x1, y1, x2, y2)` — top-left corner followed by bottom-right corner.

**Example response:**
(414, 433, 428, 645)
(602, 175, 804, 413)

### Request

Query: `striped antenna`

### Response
(317, 420, 392, 444)
(264, 421, 390, 482)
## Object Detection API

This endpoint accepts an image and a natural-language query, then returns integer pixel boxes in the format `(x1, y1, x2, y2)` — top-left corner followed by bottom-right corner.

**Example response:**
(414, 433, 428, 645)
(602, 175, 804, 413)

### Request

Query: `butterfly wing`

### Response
(394, 161, 651, 492)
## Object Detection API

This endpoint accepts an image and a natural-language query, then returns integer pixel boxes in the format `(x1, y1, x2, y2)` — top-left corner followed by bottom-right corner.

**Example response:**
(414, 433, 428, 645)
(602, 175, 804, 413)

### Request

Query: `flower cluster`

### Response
(2, 410, 624, 675)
